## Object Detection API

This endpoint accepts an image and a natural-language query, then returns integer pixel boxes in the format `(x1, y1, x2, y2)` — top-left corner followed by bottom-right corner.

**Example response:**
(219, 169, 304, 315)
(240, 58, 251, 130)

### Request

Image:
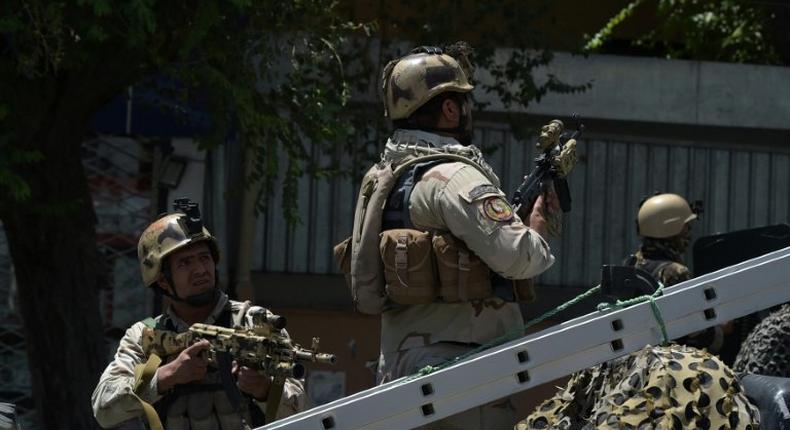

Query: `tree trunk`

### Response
(2, 120, 105, 430)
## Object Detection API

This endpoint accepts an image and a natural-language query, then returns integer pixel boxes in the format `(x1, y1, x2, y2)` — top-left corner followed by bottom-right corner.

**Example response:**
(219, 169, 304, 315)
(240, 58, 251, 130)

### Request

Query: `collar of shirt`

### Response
(388, 128, 462, 150)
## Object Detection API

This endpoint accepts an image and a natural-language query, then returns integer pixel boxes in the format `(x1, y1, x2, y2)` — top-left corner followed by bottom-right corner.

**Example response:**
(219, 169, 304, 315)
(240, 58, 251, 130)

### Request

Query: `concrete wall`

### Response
(478, 51, 790, 131)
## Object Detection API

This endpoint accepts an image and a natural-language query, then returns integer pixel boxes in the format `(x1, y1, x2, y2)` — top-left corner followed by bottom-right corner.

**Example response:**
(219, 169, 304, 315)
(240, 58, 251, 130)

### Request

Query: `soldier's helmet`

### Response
(137, 212, 220, 288)
(381, 47, 473, 120)
(638, 193, 697, 238)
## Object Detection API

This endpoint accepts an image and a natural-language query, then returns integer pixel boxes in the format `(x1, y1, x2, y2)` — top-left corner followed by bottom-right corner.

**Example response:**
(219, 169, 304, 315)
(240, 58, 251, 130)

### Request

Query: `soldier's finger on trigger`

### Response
(186, 339, 211, 355)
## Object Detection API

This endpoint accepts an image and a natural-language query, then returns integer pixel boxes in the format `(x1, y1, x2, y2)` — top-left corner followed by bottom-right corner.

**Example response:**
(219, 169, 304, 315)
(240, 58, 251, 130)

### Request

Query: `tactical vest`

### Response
(334, 153, 533, 315)
(152, 302, 266, 430)
(623, 254, 673, 283)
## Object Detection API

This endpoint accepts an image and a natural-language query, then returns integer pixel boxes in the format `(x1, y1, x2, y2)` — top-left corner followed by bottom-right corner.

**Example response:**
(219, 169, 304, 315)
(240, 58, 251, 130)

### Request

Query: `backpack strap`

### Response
(383, 159, 451, 230)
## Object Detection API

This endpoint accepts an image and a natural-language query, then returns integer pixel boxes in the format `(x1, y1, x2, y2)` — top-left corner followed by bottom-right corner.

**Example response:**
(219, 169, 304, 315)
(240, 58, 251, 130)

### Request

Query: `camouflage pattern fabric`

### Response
(378, 129, 555, 357)
(516, 344, 759, 430)
(632, 237, 691, 287)
(374, 129, 555, 430)
(734, 303, 790, 377)
(92, 293, 306, 429)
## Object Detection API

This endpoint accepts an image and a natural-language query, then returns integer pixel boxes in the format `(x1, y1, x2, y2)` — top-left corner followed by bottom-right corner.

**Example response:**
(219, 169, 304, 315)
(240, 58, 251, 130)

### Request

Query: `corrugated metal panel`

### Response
(255, 125, 790, 289)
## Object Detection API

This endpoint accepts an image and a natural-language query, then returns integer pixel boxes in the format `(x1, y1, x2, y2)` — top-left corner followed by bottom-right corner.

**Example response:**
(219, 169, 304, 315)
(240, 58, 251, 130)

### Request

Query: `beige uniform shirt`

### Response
(380, 129, 555, 354)
(91, 293, 306, 429)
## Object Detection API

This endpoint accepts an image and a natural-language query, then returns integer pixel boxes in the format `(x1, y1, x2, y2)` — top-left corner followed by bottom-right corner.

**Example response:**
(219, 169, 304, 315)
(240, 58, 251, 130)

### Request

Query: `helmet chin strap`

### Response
(169, 288, 220, 307)
(161, 269, 221, 308)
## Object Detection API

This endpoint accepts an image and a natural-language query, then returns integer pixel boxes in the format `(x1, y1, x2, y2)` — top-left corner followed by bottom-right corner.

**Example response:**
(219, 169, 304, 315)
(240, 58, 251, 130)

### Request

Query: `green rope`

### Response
(409, 282, 669, 380)
(409, 284, 602, 380)
(597, 283, 668, 345)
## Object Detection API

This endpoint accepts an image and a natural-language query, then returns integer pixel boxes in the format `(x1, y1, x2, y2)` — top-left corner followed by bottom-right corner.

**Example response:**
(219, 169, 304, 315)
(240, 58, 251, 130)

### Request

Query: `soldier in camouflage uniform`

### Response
(92, 205, 306, 429)
(353, 44, 557, 429)
(516, 344, 760, 429)
(624, 193, 726, 352)
(625, 193, 697, 287)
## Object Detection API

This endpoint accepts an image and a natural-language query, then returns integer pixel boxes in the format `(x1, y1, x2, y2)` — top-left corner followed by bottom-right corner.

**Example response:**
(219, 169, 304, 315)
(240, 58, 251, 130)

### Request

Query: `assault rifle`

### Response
(141, 323, 336, 379)
(511, 115, 584, 232)
(141, 308, 335, 422)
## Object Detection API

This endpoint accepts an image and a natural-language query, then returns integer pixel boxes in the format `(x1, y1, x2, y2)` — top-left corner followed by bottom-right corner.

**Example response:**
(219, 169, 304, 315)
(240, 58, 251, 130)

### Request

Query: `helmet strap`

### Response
(160, 265, 221, 308)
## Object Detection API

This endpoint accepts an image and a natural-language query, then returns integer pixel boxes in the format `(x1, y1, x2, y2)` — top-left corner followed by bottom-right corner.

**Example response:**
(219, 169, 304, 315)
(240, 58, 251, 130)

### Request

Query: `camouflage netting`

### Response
(733, 304, 790, 377)
(516, 344, 759, 430)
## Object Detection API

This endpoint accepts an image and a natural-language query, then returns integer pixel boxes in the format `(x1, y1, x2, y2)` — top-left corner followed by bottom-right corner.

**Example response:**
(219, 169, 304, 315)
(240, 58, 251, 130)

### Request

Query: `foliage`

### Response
(585, 0, 780, 64)
(0, 0, 592, 223)
(0, 113, 43, 205)
(373, 0, 591, 141)
(0, 0, 373, 224)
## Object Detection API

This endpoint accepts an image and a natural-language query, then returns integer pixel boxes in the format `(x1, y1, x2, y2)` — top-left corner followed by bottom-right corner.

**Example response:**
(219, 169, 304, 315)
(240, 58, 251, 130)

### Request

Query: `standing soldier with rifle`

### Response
(334, 42, 577, 429)
(92, 199, 311, 430)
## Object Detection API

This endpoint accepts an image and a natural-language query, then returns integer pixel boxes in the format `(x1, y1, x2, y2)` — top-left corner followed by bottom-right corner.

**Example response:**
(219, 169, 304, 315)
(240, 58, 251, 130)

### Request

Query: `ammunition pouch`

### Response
(338, 153, 537, 312)
(379, 229, 437, 305)
(336, 229, 536, 306)
(433, 233, 492, 302)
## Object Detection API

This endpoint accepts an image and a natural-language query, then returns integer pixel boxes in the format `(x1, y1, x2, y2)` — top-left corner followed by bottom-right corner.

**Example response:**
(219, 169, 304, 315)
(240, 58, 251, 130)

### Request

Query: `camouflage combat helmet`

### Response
(137, 202, 219, 288)
(518, 344, 760, 430)
(381, 47, 473, 120)
(638, 193, 697, 238)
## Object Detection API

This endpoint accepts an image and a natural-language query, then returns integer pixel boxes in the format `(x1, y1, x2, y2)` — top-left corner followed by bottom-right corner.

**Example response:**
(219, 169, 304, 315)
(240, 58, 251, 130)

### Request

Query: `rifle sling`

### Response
(217, 350, 244, 411)
(265, 376, 286, 423)
(132, 353, 164, 430)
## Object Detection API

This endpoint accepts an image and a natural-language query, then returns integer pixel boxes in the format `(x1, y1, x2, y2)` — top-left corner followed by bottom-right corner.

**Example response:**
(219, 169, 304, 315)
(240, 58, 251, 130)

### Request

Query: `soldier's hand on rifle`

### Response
(156, 339, 210, 393)
(233, 361, 272, 401)
(528, 185, 560, 239)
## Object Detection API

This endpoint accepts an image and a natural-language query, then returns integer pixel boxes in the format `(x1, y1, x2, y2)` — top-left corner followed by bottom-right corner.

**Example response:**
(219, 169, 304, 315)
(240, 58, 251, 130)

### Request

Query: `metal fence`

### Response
(253, 124, 790, 288)
(0, 136, 154, 429)
(84, 136, 155, 334)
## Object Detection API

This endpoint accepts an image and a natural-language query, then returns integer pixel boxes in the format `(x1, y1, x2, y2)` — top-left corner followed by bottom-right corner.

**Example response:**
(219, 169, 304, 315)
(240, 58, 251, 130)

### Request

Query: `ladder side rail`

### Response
(262, 247, 790, 430)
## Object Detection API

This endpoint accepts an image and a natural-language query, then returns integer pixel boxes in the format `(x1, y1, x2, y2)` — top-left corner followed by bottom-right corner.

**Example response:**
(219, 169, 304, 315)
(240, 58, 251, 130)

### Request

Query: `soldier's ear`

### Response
(440, 98, 460, 123)
(156, 274, 173, 295)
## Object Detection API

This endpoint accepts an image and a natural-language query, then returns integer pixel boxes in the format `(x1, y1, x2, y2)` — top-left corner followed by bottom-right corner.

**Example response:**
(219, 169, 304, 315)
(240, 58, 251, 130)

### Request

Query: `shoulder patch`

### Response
(482, 196, 514, 222)
(468, 184, 500, 201)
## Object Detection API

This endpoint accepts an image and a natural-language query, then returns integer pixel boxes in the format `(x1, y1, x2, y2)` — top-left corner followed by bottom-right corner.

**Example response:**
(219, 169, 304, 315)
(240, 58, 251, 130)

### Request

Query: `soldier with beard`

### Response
(92, 200, 306, 430)
(336, 43, 559, 429)
(625, 193, 696, 287)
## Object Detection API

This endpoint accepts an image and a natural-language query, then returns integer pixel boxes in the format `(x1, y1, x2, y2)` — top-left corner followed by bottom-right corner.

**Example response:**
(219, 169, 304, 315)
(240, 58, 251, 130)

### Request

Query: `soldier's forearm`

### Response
(155, 362, 177, 393)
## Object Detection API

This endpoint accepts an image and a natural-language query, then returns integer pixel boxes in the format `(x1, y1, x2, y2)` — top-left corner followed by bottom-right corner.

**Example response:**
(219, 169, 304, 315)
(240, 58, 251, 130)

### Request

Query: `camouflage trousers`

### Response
(378, 342, 517, 430)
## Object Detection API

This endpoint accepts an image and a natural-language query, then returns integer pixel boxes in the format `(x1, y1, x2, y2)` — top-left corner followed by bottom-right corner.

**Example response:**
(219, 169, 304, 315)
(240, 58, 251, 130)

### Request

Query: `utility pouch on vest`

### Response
(333, 237, 352, 292)
(379, 229, 437, 305)
(432, 233, 492, 302)
(512, 278, 536, 303)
